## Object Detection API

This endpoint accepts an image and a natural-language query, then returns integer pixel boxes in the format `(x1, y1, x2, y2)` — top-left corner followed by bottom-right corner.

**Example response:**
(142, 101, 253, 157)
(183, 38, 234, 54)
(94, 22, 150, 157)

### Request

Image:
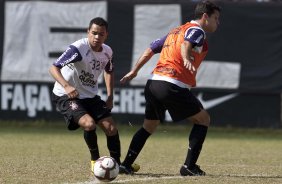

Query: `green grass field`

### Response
(0, 121, 282, 184)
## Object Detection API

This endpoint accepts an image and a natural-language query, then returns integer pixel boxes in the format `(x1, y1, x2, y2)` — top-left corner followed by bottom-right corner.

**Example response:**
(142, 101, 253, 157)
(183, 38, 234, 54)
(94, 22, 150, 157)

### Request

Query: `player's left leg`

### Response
(181, 109, 210, 176)
(162, 84, 209, 176)
(98, 116, 121, 165)
(98, 117, 141, 172)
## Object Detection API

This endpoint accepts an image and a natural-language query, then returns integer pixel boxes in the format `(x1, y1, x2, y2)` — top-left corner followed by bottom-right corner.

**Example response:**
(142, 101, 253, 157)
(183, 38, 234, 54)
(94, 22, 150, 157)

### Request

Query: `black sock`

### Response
(122, 127, 151, 167)
(184, 124, 208, 169)
(107, 131, 121, 165)
(84, 129, 100, 161)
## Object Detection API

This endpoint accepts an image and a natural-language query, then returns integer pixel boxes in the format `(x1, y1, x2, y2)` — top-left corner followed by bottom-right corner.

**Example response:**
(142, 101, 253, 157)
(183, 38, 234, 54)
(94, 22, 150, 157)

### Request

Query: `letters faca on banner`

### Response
(1, 83, 52, 117)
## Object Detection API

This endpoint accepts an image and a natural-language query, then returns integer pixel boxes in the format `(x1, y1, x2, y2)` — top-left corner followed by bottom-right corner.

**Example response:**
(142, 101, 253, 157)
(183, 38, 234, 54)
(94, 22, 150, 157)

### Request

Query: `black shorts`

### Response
(52, 93, 111, 130)
(144, 80, 203, 122)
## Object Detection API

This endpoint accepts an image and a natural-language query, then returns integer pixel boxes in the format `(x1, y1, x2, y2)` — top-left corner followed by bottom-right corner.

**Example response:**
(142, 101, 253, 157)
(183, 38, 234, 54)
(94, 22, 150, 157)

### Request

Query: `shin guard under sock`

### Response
(107, 132, 121, 165)
(84, 129, 100, 161)
(184, 124, 208, 169)
(122, 127, 151, 167)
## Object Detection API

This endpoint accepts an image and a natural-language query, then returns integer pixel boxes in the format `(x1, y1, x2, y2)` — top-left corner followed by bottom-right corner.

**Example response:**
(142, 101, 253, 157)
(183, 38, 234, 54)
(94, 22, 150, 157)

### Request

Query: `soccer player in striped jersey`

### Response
(49, 17, 122, 173)
(120, 0, 221, 176)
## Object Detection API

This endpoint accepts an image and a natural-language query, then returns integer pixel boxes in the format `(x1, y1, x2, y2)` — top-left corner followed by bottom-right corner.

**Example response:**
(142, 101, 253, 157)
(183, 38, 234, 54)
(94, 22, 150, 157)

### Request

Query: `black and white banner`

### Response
(0, 0, 281, 127)
(2, 1, 107, 82)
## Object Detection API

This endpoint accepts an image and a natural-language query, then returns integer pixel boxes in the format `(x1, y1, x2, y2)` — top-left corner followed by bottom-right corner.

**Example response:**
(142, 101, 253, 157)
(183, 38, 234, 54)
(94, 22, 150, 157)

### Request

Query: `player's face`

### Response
(205, 10, 220, 33)
(87, 23, 108, 52)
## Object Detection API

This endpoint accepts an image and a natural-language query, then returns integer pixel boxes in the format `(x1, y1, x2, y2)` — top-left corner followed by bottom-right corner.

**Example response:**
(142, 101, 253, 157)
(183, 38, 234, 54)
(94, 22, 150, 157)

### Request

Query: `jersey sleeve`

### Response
(150, 35, 167, 54)
(105, 56, 114, 73)
(184, 28, 205, 47)
(53, 45, 83, 68)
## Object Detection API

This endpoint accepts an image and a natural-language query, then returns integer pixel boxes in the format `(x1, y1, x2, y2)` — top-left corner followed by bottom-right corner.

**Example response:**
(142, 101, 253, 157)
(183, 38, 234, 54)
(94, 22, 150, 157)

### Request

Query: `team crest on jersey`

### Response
(69, 101, 78, 110)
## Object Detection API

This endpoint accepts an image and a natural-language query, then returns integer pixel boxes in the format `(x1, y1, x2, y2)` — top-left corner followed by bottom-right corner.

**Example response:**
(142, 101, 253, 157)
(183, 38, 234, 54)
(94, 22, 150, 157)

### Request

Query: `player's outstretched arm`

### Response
(120, 48, 155, 84)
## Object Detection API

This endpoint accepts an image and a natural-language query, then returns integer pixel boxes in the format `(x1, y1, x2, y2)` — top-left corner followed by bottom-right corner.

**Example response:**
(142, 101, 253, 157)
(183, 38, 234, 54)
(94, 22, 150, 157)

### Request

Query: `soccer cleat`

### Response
(119, 163, 140, 174)
(180, 164, 206, 176)
(91, 160, 96, 173)
(119, 165, 134, 175)
(131, 163, 140, 172)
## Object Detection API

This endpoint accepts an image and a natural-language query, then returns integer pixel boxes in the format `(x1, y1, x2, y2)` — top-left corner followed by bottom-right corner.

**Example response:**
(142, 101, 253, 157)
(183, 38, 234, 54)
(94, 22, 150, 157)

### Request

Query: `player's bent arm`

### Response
(49, 65, 70, 88)
(49, 65, 78, 98)
(181, 41, 195, 72)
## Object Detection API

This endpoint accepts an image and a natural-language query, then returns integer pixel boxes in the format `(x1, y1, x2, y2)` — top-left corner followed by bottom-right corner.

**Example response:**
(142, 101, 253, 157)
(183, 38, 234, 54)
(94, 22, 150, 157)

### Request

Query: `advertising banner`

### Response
(0, 0, 281, 127)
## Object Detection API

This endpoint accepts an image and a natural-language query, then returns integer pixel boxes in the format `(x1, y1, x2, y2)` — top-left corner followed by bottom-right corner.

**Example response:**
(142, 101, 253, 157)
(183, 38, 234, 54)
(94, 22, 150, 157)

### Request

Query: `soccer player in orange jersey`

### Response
(120, 0, 221, 176)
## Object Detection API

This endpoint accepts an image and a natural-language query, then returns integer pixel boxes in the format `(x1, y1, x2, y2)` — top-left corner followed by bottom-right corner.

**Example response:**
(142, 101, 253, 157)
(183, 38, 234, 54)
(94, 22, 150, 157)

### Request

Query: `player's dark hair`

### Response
(88, 17, 108, 32)
(194, 1, 221, 19)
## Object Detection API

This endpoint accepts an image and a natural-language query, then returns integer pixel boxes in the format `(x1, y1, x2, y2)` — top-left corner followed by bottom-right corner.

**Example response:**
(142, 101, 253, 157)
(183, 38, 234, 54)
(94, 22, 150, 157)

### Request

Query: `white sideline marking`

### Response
(113, 176, 183, 183)
(68, 176, 183, 184)
(67, 173, 282, 184)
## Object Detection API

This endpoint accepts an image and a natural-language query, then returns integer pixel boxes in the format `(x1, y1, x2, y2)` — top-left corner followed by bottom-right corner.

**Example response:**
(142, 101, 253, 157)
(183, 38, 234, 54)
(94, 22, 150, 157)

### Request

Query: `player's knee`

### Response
(104, 126, 117, 136)
(143, 119, 160, 134)
(79, 115, 96, 131)
(189, 110, 210, 126)
(203, 113, 210, 126)
(84, 124, 96, 131)
(98, 117, 118, 136)
(198, 112, 210, 126)
(82, 122, 96, 131)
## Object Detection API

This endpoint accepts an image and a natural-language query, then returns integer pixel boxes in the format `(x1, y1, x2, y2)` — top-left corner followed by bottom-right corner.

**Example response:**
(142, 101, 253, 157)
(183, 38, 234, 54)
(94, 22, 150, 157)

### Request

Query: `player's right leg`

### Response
(51, 94, 99, 173)
(120, 80, 164, 174)
(119, 119, 160, 174)
(83, 128, 100, 173)
(78, 114, 99, 173)
(120, 80, 166, 174)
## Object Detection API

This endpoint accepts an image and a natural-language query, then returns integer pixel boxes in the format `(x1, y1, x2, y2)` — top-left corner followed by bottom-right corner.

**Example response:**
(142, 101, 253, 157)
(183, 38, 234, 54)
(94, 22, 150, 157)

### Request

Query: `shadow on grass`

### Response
(130, 173, 282, 179)
(209, 174, 282, 179)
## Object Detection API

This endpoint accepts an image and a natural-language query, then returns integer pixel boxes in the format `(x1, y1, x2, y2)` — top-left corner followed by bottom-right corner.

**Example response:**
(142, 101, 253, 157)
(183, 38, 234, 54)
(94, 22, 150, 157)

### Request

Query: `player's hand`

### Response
(120, 71, 137, 84)
(64, 85, 79, 99)
(183, 59, 196, 74)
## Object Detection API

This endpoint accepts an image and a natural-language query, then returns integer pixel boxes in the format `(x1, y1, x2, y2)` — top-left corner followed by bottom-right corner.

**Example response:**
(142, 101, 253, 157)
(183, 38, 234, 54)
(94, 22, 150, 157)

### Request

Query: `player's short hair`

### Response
(88, 17, 108, 32)
(194, 1, 221, 19)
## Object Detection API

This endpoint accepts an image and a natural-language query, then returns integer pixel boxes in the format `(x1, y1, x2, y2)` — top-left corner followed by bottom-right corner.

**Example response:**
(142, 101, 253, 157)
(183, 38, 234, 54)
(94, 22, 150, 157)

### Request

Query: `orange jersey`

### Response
(152, 21, 208, 87)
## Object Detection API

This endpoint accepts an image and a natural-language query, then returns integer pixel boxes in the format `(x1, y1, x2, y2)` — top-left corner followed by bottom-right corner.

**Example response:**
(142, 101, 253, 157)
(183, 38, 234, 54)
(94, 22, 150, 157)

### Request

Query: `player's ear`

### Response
(203, 13, 209, 19)
(104, 31, 109, 39)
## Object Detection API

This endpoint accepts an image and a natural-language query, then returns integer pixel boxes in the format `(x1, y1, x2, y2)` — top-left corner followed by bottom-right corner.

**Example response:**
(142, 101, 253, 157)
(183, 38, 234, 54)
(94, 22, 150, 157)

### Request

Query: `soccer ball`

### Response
(93, 156, 119, 182)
